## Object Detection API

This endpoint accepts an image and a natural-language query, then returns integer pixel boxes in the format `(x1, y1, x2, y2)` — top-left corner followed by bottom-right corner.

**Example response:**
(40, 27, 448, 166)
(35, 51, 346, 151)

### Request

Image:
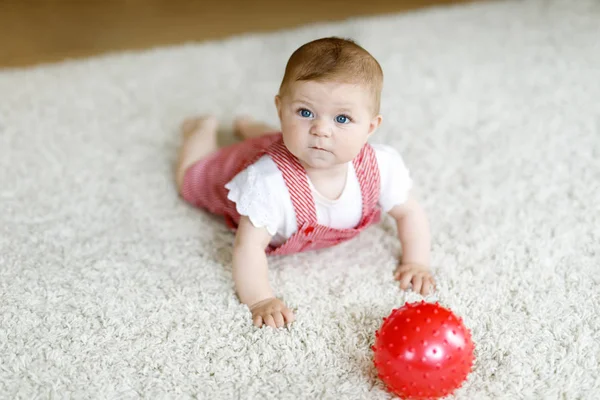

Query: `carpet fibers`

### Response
(1, 0, 599, 398)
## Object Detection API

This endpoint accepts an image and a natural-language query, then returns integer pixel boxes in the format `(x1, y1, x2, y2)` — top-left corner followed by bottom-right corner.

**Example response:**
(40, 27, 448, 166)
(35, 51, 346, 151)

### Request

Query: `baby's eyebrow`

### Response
(291, 99, 313, 106)
(290, 99, 357, 113)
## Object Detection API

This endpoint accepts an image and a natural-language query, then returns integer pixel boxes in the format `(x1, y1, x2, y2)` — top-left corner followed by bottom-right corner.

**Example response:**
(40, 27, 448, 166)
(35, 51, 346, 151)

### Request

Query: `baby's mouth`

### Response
(310, 146, 329, 152)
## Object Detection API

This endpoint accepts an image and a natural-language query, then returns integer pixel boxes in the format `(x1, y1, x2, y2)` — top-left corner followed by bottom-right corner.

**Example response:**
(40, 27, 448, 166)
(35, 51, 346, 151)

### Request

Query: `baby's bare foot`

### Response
(233, 116, 255, 139)
(175, 115, 219, 192)
(234, 116, 276, 140)
(182, 115, 219, 141)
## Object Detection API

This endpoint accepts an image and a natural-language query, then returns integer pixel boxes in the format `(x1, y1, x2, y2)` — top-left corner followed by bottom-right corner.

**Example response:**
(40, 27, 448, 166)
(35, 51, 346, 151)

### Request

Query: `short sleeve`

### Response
(224, 157, 283, 236)
(372, 143, 413, 212)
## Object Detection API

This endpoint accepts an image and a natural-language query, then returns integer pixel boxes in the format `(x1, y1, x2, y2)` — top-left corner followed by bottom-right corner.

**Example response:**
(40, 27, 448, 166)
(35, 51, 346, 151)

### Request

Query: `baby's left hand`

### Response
(394, 263, 436, 296)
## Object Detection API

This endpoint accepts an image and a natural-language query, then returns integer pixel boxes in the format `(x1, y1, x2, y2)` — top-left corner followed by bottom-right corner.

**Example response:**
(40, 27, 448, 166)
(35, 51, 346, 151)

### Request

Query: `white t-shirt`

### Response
(224, 143, 412, 246)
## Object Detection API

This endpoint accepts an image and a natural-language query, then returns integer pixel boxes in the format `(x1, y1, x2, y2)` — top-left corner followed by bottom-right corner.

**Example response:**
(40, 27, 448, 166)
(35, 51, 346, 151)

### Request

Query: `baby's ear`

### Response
(368, 114, 383, 136)
(274, 95, 283, 120)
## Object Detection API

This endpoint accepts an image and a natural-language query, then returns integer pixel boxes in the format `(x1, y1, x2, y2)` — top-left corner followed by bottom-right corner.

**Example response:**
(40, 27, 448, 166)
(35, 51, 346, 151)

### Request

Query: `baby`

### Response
(175, 37, 434, 329)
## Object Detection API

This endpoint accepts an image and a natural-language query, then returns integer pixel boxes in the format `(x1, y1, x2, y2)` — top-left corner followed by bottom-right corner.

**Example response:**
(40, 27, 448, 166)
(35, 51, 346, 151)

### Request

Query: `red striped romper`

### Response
(181, 132, 381, 255)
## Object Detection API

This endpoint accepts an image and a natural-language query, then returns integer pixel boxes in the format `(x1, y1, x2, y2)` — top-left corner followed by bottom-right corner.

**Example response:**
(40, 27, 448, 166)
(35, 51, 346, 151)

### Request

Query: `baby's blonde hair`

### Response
(278, 37, 384, 114)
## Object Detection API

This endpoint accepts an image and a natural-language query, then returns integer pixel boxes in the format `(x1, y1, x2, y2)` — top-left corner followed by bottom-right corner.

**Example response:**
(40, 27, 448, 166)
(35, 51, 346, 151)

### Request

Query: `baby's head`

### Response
(275, 37, 384, 170)
(278, 37, 383, 114)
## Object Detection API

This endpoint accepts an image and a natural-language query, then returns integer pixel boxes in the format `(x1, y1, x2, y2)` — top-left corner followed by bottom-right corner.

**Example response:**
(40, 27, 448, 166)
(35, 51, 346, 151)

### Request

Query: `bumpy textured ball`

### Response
(372, 301, 475, 400)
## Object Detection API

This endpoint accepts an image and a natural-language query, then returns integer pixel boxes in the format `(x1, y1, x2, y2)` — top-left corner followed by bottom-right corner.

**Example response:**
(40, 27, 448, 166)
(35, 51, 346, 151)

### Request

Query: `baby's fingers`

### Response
(253, 315, 263, 328)
(421, 277, 434, 296)
(398, 272, 413, 290)
(412, 275, 423, 294)
(263, 314, 277, 329)
(281, 307, 296, 325)
(272, 312, 285, 328)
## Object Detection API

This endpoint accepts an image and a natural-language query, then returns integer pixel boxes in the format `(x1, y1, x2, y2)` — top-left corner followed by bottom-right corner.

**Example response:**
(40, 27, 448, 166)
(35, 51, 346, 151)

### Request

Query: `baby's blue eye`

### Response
(336, 115, 350, 124)
(299, 109, 313, 118)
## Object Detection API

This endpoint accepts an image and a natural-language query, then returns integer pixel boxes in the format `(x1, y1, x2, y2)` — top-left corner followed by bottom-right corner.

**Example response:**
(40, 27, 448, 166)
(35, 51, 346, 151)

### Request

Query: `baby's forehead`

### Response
(289, 80, 372, 99)
(286, 80, 377, 109)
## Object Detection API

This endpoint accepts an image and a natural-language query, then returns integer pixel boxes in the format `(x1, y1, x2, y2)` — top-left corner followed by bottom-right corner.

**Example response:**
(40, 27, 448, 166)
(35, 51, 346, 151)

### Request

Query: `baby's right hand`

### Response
(249, 297, 295, 328)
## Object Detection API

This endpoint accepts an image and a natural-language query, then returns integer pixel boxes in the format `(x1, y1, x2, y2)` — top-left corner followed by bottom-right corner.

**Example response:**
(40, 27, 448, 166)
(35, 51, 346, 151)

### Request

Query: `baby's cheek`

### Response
(290, 118, 309, 131)
(343, 140, 365, 161)
(289, 123, 309, 143)
(282, 127, 305, 155)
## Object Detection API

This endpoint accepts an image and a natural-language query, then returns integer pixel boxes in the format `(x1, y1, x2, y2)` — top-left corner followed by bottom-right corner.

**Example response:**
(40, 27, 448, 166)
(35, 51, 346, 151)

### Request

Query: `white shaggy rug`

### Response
(1, 0, 599, 398)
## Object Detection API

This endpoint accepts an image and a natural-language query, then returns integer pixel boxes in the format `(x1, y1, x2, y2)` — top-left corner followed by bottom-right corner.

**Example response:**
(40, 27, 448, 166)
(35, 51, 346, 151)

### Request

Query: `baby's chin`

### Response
(298, 152, 348, 170)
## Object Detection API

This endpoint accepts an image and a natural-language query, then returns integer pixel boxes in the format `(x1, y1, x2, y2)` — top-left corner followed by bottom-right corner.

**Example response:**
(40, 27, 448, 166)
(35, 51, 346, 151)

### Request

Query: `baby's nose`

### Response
(310, 119, 331, 137)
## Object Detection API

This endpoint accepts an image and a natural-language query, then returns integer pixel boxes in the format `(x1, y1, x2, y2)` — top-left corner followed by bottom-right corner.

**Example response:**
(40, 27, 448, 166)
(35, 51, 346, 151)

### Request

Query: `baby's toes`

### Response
(181, 116, 218, 138)
(181, 118, 200, 136)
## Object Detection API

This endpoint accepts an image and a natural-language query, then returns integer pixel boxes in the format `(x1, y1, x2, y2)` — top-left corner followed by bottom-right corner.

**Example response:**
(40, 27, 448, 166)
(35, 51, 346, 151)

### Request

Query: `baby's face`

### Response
(276, 80, 381, 170)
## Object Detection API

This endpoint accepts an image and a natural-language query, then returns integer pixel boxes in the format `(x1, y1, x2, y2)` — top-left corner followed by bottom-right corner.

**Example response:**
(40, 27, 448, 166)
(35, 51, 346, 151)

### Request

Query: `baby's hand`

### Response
(394, 263, 436, 296)
(249, 297, 295, 328)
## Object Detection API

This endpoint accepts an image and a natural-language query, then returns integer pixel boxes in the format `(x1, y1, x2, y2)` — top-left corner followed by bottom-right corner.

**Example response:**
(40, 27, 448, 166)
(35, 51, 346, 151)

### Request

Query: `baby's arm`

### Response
(387, 192, 435, 295)
(232, 216, 295, 328)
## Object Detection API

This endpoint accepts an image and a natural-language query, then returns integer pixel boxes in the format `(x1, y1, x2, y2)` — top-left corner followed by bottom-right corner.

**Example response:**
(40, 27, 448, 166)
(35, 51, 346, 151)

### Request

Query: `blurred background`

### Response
(0, 0, 474, 68)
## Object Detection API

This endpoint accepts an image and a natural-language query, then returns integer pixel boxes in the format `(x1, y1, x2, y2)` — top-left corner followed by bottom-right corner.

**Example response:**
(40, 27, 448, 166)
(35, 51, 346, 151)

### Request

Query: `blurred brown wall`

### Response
(0, 0, 475, 68)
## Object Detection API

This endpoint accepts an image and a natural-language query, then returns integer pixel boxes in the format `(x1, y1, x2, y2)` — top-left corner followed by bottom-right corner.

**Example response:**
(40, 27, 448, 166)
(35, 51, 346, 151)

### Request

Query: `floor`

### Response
(2, 1, 598, 397)
(0, 0, 473, 68)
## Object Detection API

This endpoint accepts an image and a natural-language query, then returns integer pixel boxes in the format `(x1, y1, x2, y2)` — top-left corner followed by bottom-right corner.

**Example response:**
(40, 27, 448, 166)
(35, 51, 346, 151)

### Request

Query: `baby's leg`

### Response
(234, 116, 278, 140)
(175, 116, 218, 195)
